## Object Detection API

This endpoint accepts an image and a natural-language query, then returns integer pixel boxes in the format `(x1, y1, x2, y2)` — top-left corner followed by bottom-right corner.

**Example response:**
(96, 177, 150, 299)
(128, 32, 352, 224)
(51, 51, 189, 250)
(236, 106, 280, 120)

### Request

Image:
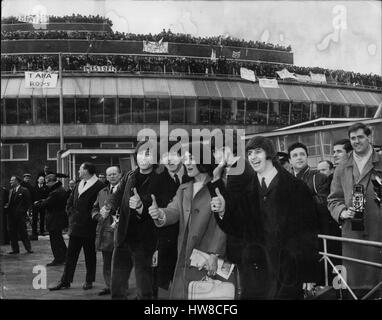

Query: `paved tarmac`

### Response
(0, 235, 136, 300)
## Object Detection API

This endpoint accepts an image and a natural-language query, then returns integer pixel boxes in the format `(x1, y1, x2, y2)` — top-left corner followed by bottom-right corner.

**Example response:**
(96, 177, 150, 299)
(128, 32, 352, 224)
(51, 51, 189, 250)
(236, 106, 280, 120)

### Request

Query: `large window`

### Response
(158, 99, 170, 122)
(315, 104, 330, 118)
(222, 100, 233, 124)
(171, 99, 185, 123)
(76, 98, 89, 124)
(47, 143, 82, 160)
(331, 105, 345, 118)
(366, 106, 377, 118)
(5, 99, 18, 124)
(198, 99, 210, 124)
(291, 103, 310, 124)
(144, 98, 158, 123)
(185, 99, 196, 124)
(63, 98, 75, 123)
(104, 98, 116, 124)
(210, 100, 221, 124)
(18, 98, 32, 124)
(47, 98, 59, 123)
(1, 143, 28, 161)
(132, 98, 144, 122)
(90, 97, 104, 123)
(118, 98, 131, 123)
(34, 98, 46, 124)
(349, 106, 364, 118)
(247, 101, 268, 125)
(279, 102, 290, 125)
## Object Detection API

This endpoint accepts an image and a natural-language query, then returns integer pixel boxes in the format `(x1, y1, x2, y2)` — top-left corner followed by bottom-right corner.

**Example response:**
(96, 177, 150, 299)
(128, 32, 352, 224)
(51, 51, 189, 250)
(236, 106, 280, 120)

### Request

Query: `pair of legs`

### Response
(8, 214, 31, 252)
(32, 207, 45, 236)
(61, 235, 96, 284)
(111, 242, 154, 299)
(49, 230, 67, 262)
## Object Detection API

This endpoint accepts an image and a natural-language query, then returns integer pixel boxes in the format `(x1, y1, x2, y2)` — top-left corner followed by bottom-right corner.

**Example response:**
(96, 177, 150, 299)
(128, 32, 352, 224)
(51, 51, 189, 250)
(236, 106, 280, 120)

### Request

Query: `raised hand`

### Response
(210, 187, 225, 217)
(129, 187, 142, 211)
(148, 194, 163, 220)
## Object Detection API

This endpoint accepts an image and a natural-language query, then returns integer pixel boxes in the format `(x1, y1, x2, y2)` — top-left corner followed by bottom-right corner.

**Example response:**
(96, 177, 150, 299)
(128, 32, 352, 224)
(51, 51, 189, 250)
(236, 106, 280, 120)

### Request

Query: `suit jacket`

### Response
(328, 150, 382, 288)
(7, 186, 32, 217)
(109, 167, 164, 249)
(66, 178, 105, 238)
(155, 166, 192, 289)
(215, 164, 319, 288)
(33, 184, 49, 202)
(92, 186, 115, 252)
(36, 181, 67, 231)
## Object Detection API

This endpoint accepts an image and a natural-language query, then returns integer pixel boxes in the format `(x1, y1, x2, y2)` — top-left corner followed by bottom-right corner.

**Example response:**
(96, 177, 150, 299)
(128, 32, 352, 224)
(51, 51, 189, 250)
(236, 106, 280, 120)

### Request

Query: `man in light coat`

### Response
(328, 122, 382, 295)
(91, 166, 121, 296)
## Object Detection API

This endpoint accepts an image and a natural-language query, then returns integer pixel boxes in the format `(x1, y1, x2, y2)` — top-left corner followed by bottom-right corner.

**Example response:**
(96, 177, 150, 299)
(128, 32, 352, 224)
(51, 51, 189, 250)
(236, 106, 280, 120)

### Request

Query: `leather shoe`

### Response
(46, 260, 65, 267)
(7, 251, 19, 254)
(82, 282, 93, 290)
(49, 281, 70, 291)
(26, 249, 34, 254)
(98, 288, 111, 296)
(29, 235, 38, 241)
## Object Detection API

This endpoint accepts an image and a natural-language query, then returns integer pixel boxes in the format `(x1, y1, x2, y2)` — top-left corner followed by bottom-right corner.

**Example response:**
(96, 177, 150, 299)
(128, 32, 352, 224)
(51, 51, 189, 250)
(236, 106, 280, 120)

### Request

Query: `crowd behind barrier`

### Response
(1, 14, 113, 26)
(1, 54, 381, 88)
(1, 23, 291, 52)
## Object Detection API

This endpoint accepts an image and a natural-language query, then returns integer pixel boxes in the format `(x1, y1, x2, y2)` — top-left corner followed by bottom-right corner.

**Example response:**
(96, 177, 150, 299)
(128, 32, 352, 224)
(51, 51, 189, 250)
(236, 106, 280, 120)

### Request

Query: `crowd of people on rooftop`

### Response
(1, 14, 113, 26)
(1, 53, 381, 88)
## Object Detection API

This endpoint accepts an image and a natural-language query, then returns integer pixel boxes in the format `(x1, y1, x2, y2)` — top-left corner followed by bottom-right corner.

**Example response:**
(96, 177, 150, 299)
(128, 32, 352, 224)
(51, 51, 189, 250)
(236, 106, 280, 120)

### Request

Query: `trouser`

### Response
(61, 235, 96, 284)
(7, 214, 31, 252)
(111, 243, 133, 300)
(102, 250, 113, 289)
(132, 245, 155, 299)
(32, 207, 46, 235)
(49, 230, 67, 262)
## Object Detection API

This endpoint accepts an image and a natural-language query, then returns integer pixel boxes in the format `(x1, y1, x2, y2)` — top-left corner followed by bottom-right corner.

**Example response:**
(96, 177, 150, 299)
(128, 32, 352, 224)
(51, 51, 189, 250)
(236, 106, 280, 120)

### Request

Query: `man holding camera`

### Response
(328, 122, 382, 294)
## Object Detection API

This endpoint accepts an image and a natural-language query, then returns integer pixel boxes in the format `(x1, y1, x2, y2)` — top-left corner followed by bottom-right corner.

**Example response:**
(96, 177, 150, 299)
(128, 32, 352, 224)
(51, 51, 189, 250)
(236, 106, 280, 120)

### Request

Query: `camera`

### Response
(351, 184, 365, 231)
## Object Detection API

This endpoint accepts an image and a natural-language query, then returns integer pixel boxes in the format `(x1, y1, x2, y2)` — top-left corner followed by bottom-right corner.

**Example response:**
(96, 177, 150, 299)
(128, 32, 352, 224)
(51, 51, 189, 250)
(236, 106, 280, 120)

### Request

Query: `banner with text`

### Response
(259, 78, 279, 88)
(276, 68, 297, 80)
(24, 71, 58, 88)
(143, 40, 169, 54)
(240, 67, 256, 82)
(83, 65, 117, 72)
(309, 72, 327, 83)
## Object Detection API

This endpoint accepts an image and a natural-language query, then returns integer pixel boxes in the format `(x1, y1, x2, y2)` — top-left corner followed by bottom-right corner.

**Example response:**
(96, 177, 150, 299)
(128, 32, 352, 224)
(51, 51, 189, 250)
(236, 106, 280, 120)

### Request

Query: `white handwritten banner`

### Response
(240, 67, 256, 82)
(25, 72, 58, 88)
(259, 78, 279, 88)
(295, 74, 311, 82)
(276, 68, 297, 80)
(309, 72, 327, 83)
(143, 40, 169, 54)
(83, 65, 116, 72)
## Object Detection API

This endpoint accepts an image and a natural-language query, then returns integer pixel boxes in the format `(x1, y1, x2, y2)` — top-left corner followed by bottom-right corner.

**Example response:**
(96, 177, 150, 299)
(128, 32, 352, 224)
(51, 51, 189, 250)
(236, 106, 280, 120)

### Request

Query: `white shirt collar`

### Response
(110, 183, 119, 193)
(169, 165, 184, 182)
(15, 185, 20, 192)
(257, 166, 278, 188)
(78, 175, 98, 195)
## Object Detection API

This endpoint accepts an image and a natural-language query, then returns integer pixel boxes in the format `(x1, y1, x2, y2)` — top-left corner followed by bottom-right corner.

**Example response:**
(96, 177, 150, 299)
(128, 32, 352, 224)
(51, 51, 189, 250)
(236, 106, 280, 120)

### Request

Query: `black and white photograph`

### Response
(0, 0, 381, 305)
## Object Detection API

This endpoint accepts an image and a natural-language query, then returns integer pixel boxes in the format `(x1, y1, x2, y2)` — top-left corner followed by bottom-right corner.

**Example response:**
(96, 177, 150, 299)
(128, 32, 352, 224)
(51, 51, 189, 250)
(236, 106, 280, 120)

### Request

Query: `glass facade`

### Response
(0, 96, 377, 126)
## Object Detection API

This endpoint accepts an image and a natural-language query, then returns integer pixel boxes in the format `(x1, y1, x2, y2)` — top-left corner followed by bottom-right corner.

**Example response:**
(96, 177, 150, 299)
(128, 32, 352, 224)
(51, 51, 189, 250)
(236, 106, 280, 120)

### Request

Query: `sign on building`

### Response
(240, 67, 256, 82)
(83, 65, 117, 72)
(24, 72, 58, 88)
(259, 78, 279, 88)
(143, 40, 169, 54)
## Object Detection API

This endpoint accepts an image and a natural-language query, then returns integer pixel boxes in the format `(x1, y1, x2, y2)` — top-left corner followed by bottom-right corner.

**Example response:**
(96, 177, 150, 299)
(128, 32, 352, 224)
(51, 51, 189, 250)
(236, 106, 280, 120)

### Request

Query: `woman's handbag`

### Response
(188, 276, 235, 300)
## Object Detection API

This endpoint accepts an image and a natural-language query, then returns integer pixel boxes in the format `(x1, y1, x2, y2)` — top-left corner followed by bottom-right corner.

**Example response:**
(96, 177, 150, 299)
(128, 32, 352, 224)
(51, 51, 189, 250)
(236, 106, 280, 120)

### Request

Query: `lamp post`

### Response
(59, 52, 64, 150)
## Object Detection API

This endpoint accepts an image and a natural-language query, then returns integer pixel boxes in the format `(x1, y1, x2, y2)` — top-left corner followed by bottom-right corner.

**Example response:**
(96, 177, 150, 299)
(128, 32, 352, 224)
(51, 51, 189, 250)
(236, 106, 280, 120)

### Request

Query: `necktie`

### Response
(83, 181, 87, 188)
(110, 186, 115, 194)
(261, 177, 267, 193)
(174, 174, 180, 186)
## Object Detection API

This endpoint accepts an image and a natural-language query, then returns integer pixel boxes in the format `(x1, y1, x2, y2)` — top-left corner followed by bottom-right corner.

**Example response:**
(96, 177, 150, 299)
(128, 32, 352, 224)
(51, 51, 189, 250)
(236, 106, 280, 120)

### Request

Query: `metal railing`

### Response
(318, 234, 382, 300)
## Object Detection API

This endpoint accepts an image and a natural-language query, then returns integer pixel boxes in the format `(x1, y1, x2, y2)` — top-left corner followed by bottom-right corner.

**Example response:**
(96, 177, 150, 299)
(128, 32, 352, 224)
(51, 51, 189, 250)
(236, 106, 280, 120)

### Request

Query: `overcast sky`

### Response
(2, 0, 381, 75)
